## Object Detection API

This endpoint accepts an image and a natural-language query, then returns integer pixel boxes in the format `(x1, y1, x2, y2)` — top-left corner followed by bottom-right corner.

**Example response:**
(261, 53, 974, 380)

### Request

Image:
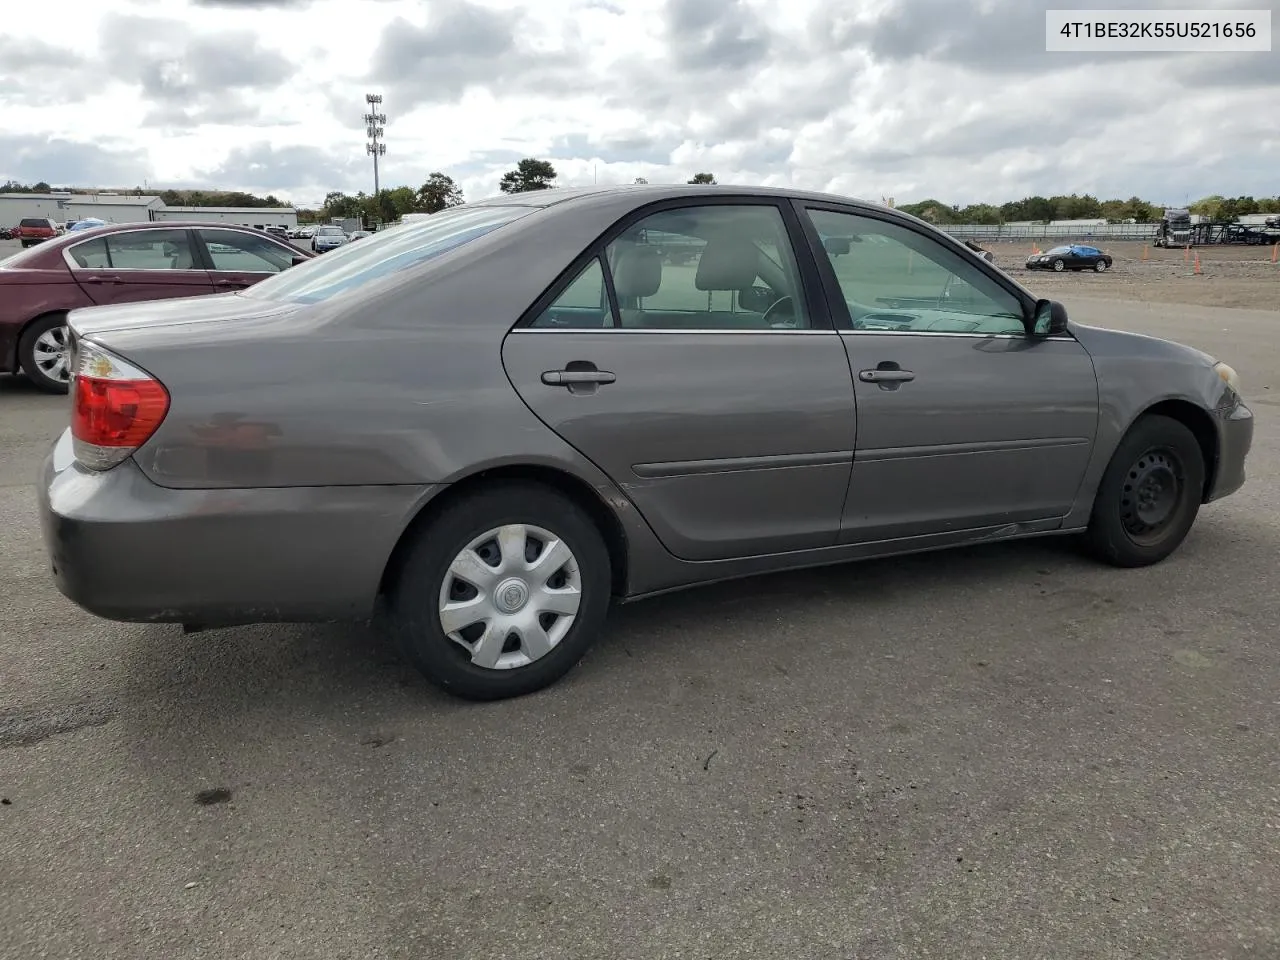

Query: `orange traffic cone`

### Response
(1193, 251, 1202, 275)
(1183, 244, 1190, 263)
(1141, 245, 1149, 261)
(1272, 243, 1278, 263)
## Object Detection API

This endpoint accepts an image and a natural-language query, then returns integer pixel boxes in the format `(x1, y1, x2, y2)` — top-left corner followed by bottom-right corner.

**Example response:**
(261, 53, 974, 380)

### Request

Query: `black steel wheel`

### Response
(1084, 414, 1205, 567)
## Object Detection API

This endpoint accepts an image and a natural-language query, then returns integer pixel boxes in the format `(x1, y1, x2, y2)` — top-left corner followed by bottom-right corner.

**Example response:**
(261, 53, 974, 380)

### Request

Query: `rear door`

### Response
(501, 199, 857, 562)
(192, 227, 301, 292)
(64, 228, 214, 305)
(797, 203, 1099, 543)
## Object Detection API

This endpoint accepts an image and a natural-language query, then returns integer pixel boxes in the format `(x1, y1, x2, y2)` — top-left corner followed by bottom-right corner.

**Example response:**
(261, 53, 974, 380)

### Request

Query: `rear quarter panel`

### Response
(1061, 321, 1232, 527)
(0, 269, 89, 373)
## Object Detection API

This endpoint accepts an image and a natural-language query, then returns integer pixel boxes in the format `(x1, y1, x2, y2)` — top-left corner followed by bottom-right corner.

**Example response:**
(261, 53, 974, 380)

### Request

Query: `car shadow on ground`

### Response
(112, 532, 1095, 725)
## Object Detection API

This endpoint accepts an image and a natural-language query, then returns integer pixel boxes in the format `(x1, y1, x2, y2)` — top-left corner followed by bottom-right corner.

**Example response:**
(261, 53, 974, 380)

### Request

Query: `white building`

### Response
(151, 206, 299, 229)
(64, 194, 165, 223)
(1, 193, 298, 230)
(0, 192, 162, 226)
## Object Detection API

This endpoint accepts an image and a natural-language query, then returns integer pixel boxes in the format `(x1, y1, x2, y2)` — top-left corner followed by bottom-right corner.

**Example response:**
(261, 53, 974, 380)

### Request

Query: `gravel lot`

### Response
(2, 235, 1278, 959)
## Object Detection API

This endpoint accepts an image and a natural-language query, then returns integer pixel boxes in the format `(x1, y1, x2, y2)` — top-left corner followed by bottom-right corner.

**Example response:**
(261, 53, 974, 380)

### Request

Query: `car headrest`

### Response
(696, 236, 759, 291)
(612, 245, 661, 299)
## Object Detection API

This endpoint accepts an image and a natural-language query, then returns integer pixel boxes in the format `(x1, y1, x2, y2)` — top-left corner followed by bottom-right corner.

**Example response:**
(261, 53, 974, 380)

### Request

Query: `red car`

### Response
(14, 217, 59, 247)
(1, 221, 311, 392)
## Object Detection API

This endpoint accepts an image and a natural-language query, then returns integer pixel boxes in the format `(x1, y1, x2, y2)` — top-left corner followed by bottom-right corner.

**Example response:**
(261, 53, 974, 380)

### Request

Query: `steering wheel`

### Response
(762, 295, 797, 327)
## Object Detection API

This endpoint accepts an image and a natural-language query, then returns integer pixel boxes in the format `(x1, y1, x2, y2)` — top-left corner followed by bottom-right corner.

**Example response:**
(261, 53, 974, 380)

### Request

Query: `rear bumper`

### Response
(37, 429, 434, 627)
(1207, 396, 1253, 502)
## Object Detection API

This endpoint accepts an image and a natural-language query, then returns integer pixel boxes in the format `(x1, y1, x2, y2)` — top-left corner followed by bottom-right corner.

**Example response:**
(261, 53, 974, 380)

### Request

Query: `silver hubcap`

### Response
(33, 325, 71, 383)
(438, 523, 582, 670)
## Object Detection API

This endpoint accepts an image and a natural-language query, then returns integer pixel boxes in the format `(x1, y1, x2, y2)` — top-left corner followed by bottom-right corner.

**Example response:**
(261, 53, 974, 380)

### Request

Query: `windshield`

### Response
(1045, 245, 1071, 255)
(242, 204, 532, 305)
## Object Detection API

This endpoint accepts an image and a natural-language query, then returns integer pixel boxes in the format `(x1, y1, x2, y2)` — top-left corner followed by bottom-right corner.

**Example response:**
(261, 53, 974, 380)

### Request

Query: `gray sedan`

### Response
(37, 184, 1254, 701)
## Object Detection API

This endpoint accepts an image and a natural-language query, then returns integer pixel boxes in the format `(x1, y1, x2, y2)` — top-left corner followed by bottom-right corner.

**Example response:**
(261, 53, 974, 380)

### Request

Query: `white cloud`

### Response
(0, 0, 1276, 208)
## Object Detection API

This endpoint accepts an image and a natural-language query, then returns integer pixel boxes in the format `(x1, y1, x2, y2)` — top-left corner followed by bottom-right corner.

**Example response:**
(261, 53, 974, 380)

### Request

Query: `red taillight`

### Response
(70, 342, 170, 471)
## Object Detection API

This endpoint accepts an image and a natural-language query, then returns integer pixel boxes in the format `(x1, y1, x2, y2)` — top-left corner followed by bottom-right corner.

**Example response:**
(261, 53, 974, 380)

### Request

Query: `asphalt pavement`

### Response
(1, 280, 1278, 959)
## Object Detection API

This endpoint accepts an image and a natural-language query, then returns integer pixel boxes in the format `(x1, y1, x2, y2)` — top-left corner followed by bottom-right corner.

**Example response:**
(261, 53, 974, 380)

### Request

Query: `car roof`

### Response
(467, 182, 887, 212)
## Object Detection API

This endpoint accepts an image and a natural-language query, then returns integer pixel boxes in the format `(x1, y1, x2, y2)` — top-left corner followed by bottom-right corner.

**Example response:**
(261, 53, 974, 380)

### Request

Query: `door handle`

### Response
(858, 368, 915, 383)
(213, 278, 245, 287)
(541, 370, 617, 386)
(84, 275, 124, 284)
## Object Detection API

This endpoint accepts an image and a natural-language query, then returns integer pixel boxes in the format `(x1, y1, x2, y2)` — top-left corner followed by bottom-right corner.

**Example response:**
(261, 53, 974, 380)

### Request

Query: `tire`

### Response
(18, 314, 72, 394)
(386, 482, 613, 701)
(1095, 260, 1108, 273)
(1052, 259, 1065, 272)
(1083, 414, 1205, 568)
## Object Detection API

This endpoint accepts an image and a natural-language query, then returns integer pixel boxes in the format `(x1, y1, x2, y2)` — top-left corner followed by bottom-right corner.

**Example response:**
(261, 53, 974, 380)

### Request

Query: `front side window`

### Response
(243, 205, 532, 305)
(601, 204, 811, 330)
(66, 229, 198, 270)
(805, 209, 1026, 335)
(199, 229, 295, 273)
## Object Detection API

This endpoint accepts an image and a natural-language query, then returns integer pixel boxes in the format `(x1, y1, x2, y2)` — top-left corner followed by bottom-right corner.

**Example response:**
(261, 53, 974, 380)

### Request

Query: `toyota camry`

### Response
(37, 184, 1253, 701)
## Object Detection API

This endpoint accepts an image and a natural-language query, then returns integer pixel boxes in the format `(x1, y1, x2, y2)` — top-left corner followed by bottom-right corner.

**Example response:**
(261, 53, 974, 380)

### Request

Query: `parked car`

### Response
(1026, 244, 1113, 272)
(0, 227, 13, 240)
(36, 185, 1252, 702)
(1, 220, 312, 392)
(15, 217, 59, 247)
(264, 225, 289, 239)
(67, 218, 107, 232)
(294, 225, 318, 240)
(310, 225, 348, 252)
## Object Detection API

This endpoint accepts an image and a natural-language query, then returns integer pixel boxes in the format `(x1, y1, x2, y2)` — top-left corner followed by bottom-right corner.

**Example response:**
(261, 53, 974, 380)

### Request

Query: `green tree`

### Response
(415, 172, 464, 212)
(687, 172, 716, 184)
(322, 191, 362, 220)
(499, 158, 557, 193)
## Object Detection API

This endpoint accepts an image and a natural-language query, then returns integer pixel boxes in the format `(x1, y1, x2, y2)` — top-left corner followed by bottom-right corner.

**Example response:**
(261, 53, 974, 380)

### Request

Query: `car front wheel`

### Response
(1083, 414, 1205, 567)
(1052, 258, 1065, 271)
(386, 482, 613, 701)
(18, 314, 72, 394)
(1095, 260, 1108, 272)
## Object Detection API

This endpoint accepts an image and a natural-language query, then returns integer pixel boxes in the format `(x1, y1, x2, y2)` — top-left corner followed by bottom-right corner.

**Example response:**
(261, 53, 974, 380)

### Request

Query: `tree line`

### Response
(896, 193, 1280, 225)
(9, 170, 1274, 227)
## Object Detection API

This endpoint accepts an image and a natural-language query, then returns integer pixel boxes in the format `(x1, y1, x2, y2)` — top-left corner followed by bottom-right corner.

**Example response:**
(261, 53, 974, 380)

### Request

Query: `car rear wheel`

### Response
(1094, 260, 1108, 272)
(386, 482, 613, 701)
(18, 314, 72, 394)
(1052, 259, 1065, 272)
(1083, 414, 1205, 567)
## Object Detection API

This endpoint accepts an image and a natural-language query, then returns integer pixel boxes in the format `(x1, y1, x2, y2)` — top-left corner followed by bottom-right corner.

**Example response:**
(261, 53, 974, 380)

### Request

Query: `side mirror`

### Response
(823, 236, 851, 256)
(1032, 298, 1069, 336)
(290, 254, 310, 266)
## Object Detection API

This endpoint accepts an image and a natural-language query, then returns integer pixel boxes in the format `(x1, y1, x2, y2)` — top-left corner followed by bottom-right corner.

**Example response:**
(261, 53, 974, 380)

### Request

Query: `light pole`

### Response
(364, 93, 386, 200)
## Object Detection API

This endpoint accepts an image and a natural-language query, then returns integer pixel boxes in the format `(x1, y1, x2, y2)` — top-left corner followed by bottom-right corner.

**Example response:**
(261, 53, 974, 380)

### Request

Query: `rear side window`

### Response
(243, 204, 532, 305)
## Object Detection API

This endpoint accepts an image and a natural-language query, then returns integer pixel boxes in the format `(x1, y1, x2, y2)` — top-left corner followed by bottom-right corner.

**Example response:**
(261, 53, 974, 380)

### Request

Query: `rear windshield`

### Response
(242, 204, 532, 305)
(20, 218, 52, 228)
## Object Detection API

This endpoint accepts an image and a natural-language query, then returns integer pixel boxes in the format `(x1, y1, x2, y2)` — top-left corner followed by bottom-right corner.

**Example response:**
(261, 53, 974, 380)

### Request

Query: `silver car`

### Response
(38, 185, 1254, 701)
(310, 225, 348, 253)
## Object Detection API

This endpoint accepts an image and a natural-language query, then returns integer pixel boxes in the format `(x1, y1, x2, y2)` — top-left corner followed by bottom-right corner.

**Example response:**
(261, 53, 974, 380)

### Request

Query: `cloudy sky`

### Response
(1, 0, 1276, 208)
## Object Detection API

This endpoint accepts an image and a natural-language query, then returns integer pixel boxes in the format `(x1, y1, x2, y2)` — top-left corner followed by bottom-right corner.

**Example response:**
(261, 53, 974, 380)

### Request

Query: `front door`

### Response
(65, 227, 214, 305)
(502, 200, 856, 562)
(799, 205, 1099, 543)
(193, 227, 300, 293)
